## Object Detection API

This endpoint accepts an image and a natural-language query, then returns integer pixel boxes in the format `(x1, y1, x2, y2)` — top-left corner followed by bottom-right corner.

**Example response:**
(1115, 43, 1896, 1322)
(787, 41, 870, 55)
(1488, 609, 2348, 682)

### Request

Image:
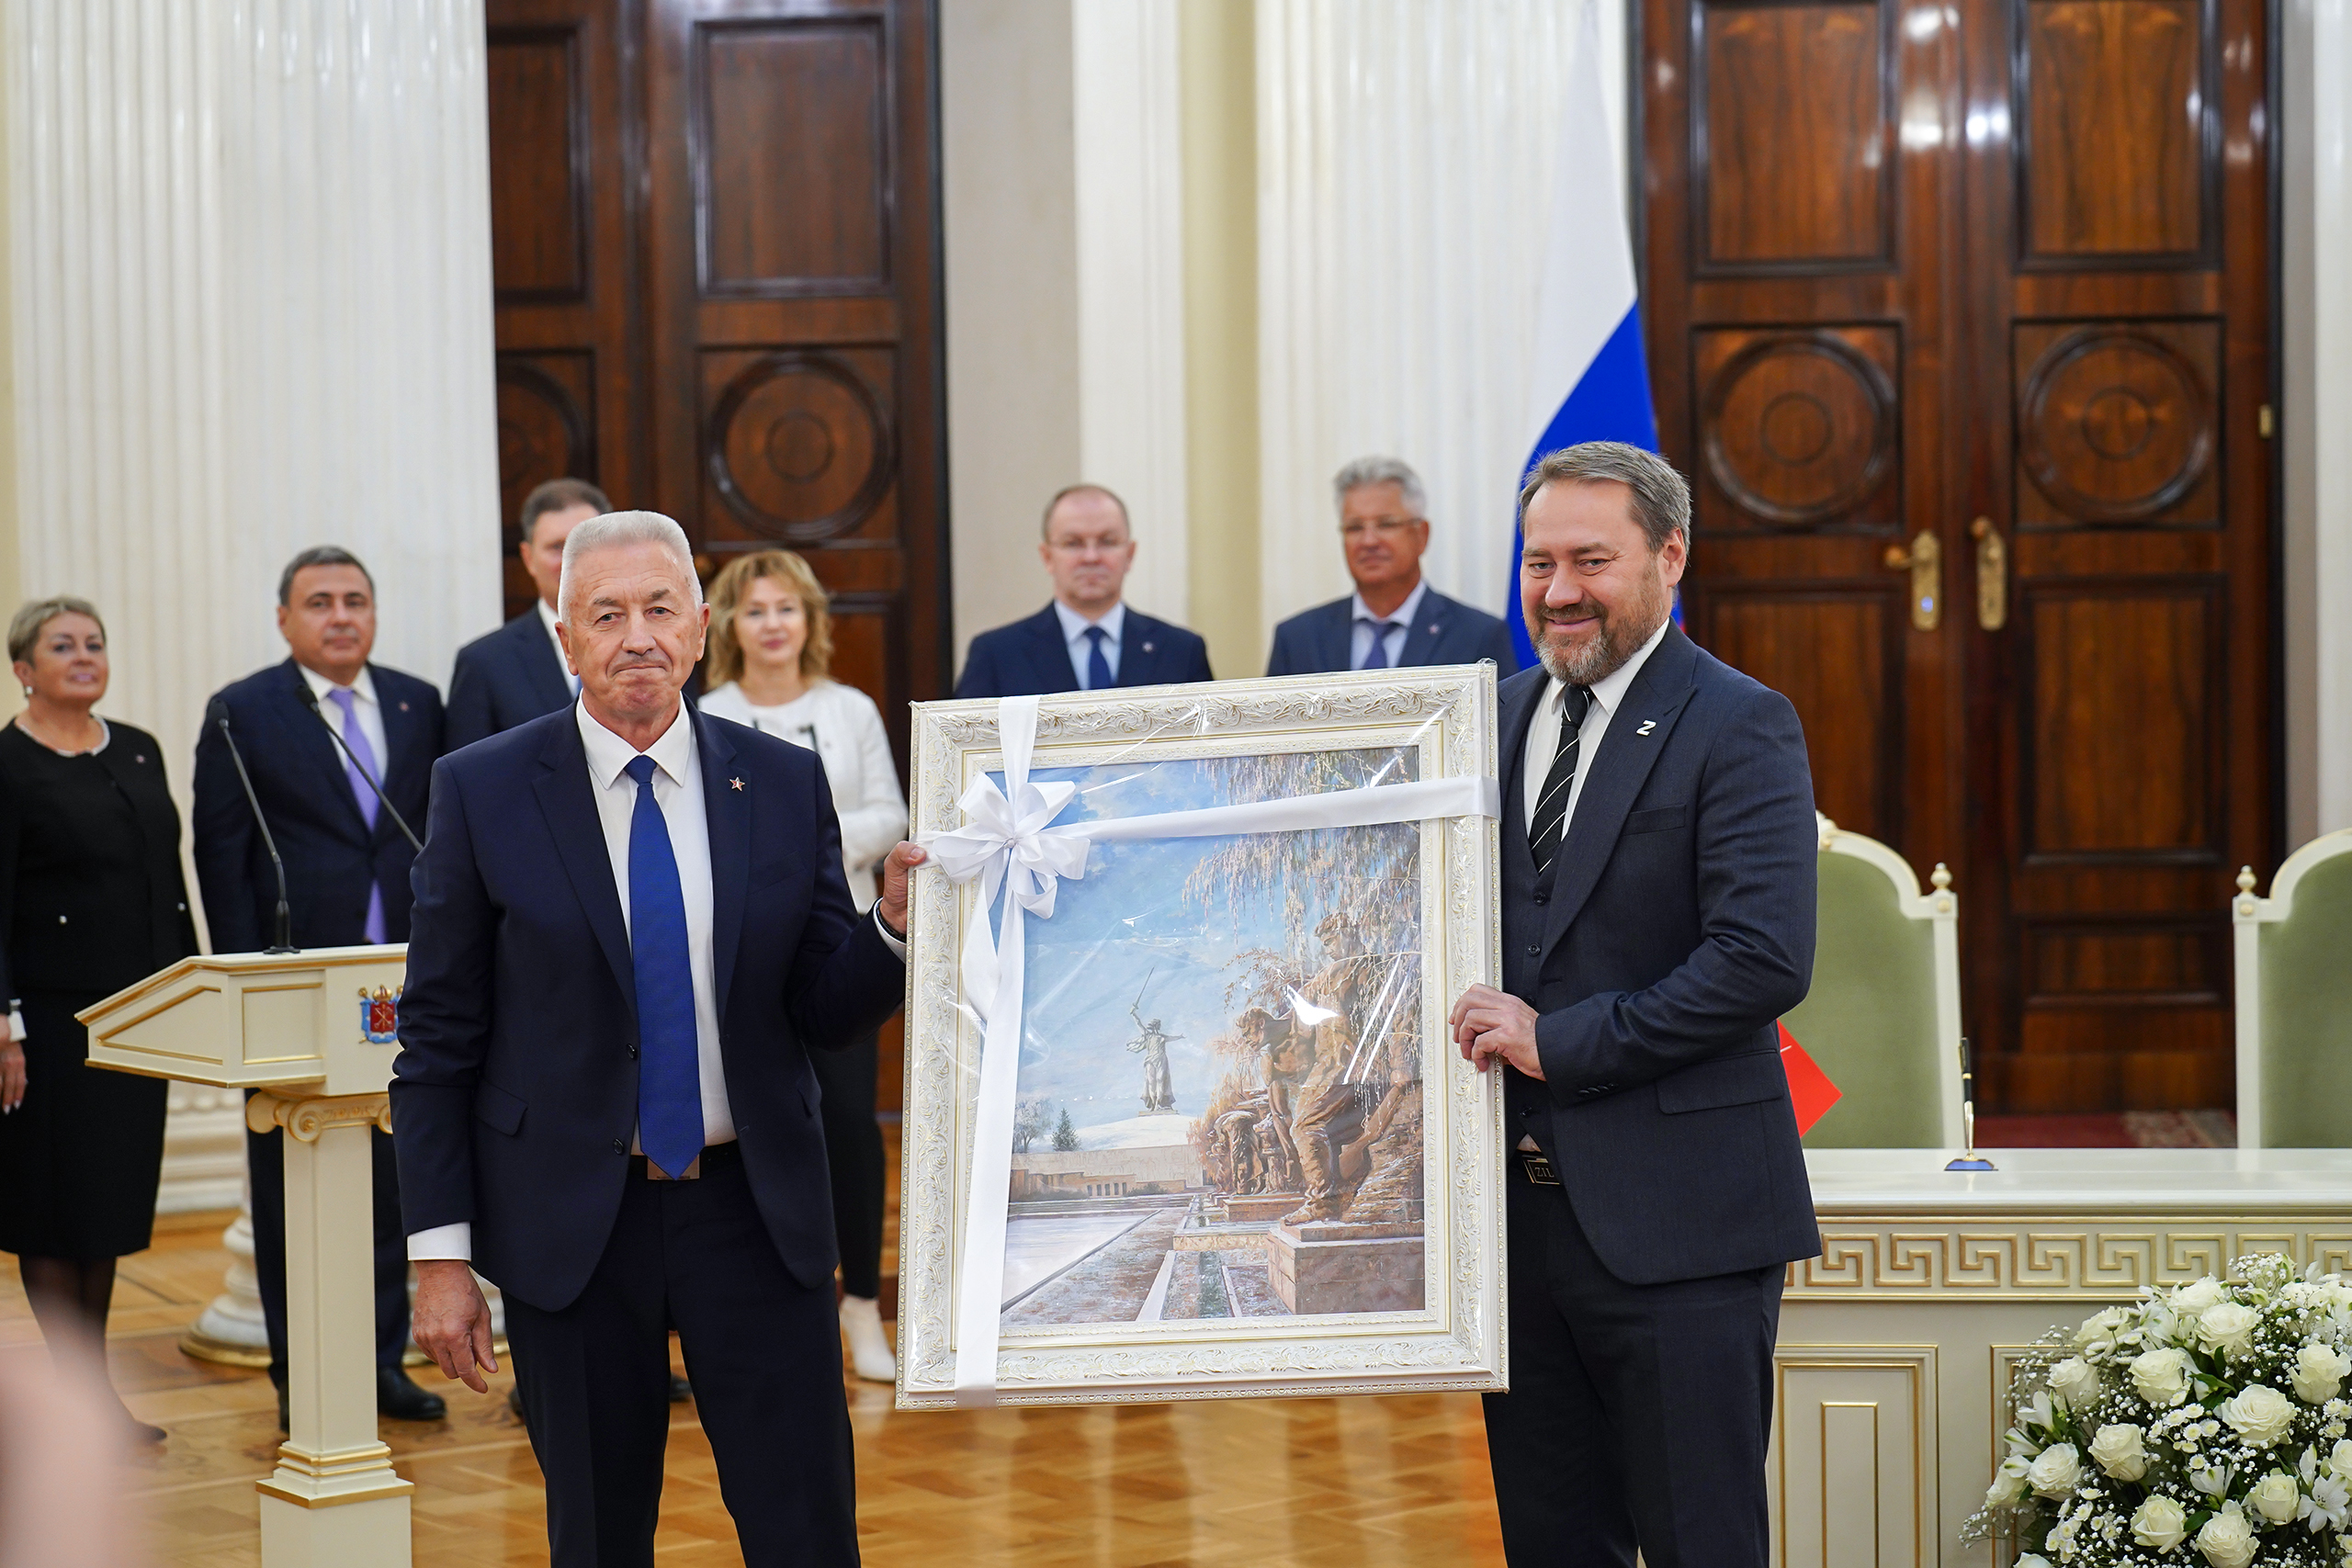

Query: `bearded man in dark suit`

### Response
(396, 511, 922, 1566)
(954, 483, 1213, 697)
(1449, 442, 1820, 1567)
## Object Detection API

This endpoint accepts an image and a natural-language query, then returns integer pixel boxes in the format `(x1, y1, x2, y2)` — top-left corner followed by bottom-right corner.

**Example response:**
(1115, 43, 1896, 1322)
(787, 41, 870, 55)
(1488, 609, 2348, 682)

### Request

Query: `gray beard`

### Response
(1532, 592, 1668, 686)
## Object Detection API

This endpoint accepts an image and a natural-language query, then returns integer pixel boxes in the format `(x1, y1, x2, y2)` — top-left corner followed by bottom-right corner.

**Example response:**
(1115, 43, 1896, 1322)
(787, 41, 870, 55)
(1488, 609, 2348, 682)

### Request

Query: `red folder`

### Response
(1778, 1022, 1842, 1134)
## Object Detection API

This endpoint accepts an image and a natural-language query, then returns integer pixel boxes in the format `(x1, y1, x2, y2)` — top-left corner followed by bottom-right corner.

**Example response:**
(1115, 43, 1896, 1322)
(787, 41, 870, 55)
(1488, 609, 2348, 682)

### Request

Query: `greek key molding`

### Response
(245, 1091, 392, 1143)
(1791, 1220, 2352, 1299)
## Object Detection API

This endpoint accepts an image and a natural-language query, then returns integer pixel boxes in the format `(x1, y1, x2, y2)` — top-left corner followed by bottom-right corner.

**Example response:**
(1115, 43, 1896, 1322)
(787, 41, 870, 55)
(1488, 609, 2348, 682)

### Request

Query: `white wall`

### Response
(2282, 0, 2352, 844)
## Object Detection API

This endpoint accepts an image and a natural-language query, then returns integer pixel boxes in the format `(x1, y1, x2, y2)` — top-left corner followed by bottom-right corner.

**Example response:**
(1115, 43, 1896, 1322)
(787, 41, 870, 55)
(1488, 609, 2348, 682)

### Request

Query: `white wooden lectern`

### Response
(81, 944, 413, 1567)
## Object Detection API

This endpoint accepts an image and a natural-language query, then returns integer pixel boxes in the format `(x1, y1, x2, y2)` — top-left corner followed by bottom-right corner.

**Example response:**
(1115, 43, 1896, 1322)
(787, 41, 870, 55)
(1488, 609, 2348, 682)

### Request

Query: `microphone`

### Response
(208, 699, 297, 954)
(296, 682, 424, 854)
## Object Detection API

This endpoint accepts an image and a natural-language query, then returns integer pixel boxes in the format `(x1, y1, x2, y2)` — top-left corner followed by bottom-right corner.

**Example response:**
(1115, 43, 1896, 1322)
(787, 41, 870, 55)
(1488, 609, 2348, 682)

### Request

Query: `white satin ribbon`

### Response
(919, 695, 1499, 1403)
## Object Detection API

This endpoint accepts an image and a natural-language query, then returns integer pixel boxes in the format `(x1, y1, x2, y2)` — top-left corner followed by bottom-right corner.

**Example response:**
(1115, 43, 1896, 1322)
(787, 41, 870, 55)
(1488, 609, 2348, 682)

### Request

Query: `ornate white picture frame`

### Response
(896, 667, 1507, 1407)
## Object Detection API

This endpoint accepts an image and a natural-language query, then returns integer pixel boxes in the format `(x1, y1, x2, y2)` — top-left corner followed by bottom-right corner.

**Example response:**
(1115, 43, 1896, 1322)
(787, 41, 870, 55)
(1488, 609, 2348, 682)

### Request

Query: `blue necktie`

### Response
(1084, 625, 1114, 691)
(1360, 619, 1399, 671)
(624, 755, 704, 1178)
(327, 687, 388, 942)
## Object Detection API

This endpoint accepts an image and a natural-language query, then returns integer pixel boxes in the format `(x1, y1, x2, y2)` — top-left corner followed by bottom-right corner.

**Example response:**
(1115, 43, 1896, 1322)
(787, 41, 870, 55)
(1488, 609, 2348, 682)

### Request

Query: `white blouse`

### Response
(698, 679, 908, 910)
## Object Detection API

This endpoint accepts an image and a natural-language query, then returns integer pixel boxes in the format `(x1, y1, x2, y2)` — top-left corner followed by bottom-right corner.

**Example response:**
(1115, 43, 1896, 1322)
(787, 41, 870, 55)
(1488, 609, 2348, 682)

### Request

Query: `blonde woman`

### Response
(699, 551, 905, 1382)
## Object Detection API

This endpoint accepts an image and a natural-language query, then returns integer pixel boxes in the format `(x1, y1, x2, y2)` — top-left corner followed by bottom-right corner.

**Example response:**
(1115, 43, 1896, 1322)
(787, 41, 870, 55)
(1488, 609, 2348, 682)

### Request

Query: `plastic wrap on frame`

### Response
(899, 671, 1509, 1408)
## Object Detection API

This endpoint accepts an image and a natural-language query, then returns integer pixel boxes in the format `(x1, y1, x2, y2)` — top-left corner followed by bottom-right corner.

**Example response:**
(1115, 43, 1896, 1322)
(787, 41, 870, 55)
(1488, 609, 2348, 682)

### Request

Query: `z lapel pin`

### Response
(1635, 719, 1657, 737)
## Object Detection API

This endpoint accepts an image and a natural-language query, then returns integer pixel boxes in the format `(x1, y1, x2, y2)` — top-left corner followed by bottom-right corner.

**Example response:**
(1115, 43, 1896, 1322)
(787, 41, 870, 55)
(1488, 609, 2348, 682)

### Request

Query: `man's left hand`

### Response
(876, 840, 928, 938)
(1450, 985, 1543, 1078)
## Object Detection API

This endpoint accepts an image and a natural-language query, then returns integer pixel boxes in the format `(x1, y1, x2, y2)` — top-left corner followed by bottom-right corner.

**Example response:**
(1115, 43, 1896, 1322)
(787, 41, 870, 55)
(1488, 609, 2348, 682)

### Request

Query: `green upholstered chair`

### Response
(2232, 829, 2352, 1148)
(1784, 814, 1964, 1150)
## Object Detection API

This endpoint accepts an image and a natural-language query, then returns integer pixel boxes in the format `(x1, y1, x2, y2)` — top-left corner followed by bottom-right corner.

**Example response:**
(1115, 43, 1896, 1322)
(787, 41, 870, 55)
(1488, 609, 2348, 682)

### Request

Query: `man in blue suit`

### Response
(954, 483, 1214, 697)
(444, 477, 607, 750)
(396, 512, 921, 1567)
(1264, 456, 1520, 678)
(192, 546, 447, 1427)
(1449, 444, 1819, 1567)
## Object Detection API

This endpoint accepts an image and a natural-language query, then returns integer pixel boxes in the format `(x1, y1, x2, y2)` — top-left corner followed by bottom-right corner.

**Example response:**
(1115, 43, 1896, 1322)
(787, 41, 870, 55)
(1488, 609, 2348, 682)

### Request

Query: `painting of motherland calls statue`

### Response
(995, 744, 1429, 1333)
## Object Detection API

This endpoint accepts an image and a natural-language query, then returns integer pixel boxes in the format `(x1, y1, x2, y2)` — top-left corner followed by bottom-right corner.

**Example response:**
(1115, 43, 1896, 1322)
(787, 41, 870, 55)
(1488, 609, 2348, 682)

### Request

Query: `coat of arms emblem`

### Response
(358, 986, 401, 1044)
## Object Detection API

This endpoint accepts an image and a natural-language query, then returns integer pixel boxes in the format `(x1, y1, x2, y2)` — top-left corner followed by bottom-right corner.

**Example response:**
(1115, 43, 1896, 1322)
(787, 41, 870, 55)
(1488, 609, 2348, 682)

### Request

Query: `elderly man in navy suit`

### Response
(954, 483, 1214, 697)
(192, 546, 448, 1429)
(397, 511, 922, 1566)
(444, 477, 608, 751)
(1265, 456, 1520, 678)
(1449, 443, 1820, 1567)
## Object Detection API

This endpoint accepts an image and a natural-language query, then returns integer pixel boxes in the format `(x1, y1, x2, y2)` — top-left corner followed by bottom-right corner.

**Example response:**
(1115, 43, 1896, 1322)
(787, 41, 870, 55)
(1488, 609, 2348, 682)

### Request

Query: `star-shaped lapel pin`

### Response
(729, 777, 745, 791)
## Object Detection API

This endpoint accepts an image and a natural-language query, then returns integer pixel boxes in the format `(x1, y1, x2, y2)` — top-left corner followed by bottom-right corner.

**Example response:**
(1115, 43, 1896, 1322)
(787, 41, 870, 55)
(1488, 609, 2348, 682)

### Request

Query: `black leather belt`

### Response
(632, 1140, 741, 1181)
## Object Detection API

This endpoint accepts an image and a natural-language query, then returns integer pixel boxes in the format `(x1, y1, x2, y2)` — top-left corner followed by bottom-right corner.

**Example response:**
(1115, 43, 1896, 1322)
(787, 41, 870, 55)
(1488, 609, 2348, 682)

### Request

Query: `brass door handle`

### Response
(1971, 516, 2007, 630)
(1883, 529, 1940, 630)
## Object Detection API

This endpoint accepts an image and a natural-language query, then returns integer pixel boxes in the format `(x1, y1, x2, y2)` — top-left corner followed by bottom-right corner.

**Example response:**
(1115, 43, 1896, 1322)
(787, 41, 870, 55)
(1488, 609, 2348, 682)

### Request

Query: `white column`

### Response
(5, 0, 501, 819)
(2283, 0, 2352, 843)
(1254, 0, 1625, 635)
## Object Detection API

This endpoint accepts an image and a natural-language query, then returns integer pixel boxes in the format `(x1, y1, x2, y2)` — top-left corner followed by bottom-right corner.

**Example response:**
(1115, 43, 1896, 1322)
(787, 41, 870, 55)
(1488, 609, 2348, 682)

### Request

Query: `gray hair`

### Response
(277, 546, 374, 606)
(8, 595, 105, 665)
(1332, 456, 1428, 520)
(1517, 442, 1692, 555)
(558, 510, 704, 619)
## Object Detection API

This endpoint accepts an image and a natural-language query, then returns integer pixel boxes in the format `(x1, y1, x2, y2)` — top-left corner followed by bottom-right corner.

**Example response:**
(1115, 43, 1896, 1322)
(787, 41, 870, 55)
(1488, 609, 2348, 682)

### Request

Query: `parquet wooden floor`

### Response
(1, 1129, 1507, 1566)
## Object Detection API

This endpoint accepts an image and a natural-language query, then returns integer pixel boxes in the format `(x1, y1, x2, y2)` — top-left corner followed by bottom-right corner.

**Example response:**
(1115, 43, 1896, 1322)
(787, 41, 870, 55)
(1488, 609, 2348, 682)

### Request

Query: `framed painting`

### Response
(895, 666, 1507, 1407)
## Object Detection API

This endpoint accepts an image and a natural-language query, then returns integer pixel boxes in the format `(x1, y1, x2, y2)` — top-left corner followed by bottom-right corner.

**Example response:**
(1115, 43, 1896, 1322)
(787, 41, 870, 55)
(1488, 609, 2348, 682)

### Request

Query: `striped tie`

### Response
(1528, 683, 1595, 879)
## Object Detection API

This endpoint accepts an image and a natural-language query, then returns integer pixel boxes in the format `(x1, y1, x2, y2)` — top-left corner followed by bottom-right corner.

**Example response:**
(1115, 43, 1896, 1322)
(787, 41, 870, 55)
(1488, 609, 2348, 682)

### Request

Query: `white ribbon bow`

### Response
(916, 694, 1498, 1403)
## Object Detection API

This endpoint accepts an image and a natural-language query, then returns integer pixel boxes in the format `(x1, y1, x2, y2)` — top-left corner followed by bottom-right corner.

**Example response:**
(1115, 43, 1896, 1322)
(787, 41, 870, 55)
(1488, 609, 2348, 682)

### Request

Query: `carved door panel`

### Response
(1644, 0, 2272, 1112)
(642, 0, 947, 770)
(487, 0, 650, 621)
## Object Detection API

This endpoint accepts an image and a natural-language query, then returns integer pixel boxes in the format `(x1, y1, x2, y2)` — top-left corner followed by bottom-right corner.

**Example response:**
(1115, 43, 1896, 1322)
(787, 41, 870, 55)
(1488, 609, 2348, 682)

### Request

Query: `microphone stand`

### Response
(296, 682, 424, 853)
(210, 705, 298, 953)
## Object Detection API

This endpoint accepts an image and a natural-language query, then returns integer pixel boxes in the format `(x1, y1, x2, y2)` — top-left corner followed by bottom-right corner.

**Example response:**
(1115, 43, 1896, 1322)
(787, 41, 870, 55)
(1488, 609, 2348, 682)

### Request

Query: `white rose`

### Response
(2050, 1357, 2103, 1410)
(2249, 1470, 2302, 1522)
(2294, 1341, 2352, 1404)
(2132, 1494, 2190, 1550)
(2332, 1437, 2352, 1477)
(2194, 1506, 2257, 1568)
(2199, 1302, 2263, 1358)
(2175, 1277, 2229, 1314)
(1984, 1456, 2030, 1507)
(2090, 1422, 2151, 1481)
(2222, 1383, 2300, 1448)
(2025, 1441, 2083, 1499)
(2132, 1347, 2198, 1406)
(2014, 1559, 2053, 1568)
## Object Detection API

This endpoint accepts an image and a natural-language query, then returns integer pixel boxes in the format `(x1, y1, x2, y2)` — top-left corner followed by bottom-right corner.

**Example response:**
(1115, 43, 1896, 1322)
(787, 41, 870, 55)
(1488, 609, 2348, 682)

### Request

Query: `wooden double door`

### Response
(1643, 0, 2275, 1111)
(484, 0, 948, 771)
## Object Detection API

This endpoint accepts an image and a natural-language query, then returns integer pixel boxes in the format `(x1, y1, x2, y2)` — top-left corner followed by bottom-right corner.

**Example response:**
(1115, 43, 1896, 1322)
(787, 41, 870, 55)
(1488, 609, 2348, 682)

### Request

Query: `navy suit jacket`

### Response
(954, 603, 1214, 698)
(1498, 626, 1821, 1285)
(192, 659, 443, 953)
(1264, 585, 1521, 677)
(445, 608, 572, 752)
(389, 705, 905, 1311)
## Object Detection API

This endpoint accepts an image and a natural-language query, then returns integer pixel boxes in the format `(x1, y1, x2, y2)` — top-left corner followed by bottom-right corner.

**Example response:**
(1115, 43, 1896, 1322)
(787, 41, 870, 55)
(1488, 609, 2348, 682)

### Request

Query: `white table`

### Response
(1774, 1149, 2352, 1565)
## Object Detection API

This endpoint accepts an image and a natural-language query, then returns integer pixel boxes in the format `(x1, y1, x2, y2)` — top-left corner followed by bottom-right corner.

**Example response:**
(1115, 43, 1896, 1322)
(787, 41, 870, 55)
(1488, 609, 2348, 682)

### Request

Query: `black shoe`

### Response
(377, 1369, 447, 1422)
(669, 1374, 692, 1404)
(507, 1383, 526, 1420)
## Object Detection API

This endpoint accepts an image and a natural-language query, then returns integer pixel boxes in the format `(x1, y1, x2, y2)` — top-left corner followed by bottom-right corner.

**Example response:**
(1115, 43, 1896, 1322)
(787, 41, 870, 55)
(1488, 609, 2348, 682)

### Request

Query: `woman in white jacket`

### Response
(700, 550, 907, 1382)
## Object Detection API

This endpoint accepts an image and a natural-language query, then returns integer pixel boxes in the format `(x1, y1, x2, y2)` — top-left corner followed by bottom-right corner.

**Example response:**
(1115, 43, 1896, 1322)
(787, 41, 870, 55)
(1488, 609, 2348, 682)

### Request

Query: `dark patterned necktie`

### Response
(1529, 683, 1595, 879)
(1361, 619, 1398, 670)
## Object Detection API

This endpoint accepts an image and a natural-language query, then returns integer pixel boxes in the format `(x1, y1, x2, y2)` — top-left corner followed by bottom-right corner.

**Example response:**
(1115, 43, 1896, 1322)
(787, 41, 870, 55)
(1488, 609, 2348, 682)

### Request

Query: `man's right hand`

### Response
(412, 1258, 498, 1393)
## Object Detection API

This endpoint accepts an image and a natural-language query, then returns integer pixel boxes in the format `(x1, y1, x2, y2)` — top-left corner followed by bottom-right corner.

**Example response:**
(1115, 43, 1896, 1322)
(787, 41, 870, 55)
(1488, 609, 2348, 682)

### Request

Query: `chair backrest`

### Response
(2232, 829, 2352, 1148)
(1783, 814, 1963, 1149)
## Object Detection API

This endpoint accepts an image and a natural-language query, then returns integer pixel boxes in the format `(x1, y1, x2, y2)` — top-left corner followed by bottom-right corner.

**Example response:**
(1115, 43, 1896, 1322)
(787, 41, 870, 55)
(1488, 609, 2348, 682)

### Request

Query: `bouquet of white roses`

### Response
(1964, 1254, 2352, 1566)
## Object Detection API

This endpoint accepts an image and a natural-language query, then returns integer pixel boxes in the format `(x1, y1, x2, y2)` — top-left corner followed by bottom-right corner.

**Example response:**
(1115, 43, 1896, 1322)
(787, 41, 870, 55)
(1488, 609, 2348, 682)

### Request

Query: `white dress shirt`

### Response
(1351, 579, 1429, 670)
(537, 598, 579, 694)
(1521, 616, 1673, 838)
(697, 679, 908, 909)
(297, 662, 390, 792)
(1052, 600, 1125, 689)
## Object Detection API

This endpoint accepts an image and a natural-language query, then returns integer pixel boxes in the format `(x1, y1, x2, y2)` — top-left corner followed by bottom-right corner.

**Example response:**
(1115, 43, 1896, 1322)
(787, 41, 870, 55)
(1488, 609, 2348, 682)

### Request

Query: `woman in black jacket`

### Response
(0, 597, 198, 1441)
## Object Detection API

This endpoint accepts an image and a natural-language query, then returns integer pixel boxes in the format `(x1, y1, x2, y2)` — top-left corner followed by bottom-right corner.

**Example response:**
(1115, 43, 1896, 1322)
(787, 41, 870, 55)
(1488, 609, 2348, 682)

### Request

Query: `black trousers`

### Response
(809, 1031, 885, 1299)
(246, 1112, 413, 1385)
(504, 1142, 858, 1568)
(1482, 1163, 1781, 1568)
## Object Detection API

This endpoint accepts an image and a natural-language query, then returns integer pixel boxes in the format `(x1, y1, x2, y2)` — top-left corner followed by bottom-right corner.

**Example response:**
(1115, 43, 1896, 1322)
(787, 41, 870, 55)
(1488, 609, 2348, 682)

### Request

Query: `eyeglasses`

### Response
(1340, 516, 1423, 539)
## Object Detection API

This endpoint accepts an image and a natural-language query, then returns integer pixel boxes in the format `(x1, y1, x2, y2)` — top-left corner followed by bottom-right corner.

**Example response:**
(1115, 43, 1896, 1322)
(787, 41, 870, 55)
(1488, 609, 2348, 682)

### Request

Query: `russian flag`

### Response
(1509, 0, 1665, 671)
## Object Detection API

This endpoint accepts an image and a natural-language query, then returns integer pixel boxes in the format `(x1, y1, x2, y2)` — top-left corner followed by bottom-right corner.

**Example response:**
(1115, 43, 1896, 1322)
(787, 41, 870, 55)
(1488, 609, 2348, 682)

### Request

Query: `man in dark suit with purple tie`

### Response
(395, 511, 922, 1566)
(954, 484, 1214, 697)
(1450, 443, 1820, 1567)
